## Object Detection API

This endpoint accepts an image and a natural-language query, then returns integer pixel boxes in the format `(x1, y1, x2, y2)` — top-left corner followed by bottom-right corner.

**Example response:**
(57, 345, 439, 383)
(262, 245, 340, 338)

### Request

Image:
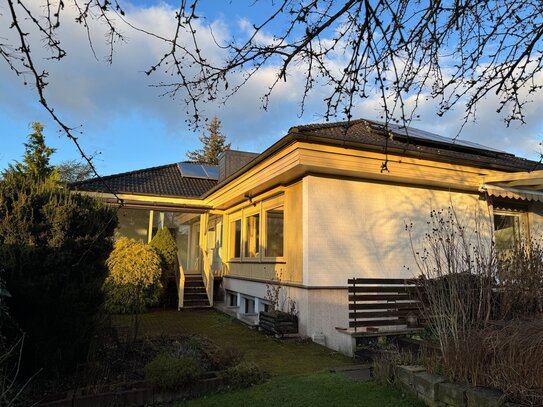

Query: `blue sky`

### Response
(1, 1, 543, 176)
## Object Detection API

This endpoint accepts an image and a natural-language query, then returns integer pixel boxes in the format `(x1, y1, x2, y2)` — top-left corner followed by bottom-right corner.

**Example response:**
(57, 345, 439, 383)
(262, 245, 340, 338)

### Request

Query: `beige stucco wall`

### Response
(303, 175, 492, 287)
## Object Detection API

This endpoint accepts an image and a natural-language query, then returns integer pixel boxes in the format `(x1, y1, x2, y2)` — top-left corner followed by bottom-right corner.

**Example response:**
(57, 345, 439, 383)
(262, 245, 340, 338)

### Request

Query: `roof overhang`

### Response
(481, 169, 543, 202)
(75, 190, 212, 211)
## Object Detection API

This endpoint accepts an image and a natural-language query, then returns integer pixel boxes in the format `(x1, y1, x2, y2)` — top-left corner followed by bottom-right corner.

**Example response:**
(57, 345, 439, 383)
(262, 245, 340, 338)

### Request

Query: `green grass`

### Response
(113, 309, 422, 407)
(112, 309, 352, 376)
(171, 372, 424, 407)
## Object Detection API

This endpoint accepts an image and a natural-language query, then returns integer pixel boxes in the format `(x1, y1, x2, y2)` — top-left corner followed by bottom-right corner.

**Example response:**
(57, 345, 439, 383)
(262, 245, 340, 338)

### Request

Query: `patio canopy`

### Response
(481, 170, 543, 202)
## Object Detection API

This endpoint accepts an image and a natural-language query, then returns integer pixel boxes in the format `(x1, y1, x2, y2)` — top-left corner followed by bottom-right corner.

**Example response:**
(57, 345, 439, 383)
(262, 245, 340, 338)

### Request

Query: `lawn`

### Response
(112, 309, 422, 407)
(172, 372, 424, 407)
(112, 308, 352, 376)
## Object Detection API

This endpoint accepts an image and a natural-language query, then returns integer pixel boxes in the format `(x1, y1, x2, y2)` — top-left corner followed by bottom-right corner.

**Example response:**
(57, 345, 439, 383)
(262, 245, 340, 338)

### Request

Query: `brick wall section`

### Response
(394, 365, 525, 407)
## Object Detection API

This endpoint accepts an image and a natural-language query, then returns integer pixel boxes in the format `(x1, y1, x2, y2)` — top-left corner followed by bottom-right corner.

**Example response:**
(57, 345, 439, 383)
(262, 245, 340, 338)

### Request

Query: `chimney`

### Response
(218, 150, 259, 182)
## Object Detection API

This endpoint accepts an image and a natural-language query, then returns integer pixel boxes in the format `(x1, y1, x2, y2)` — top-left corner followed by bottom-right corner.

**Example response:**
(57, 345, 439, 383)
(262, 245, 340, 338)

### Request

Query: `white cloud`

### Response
(0, 0, 542, 167)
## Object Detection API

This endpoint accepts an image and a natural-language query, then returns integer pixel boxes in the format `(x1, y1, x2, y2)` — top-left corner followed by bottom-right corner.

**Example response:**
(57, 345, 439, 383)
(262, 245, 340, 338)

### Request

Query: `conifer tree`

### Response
(186, 117, 231, 165)
(8, 122, 56, 180)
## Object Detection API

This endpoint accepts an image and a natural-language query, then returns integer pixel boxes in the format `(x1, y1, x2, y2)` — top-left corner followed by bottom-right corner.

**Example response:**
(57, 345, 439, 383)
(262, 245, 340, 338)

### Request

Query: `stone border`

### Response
(38, 376, 223, 407)
(394, 365, 526, 407)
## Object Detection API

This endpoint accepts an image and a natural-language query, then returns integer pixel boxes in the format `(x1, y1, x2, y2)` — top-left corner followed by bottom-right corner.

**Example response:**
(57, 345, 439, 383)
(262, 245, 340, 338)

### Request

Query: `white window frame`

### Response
(262, 196, 285, 262)
(228, 212, 243, 261)
(492, 204, 529, 255)
(242, 203, 262, 260)
(226, 194, 285, 263)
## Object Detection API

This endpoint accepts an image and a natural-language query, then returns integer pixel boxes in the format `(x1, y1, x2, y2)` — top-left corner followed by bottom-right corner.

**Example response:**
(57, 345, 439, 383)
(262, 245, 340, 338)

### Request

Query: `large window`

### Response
(244, 213, 260, 258)
(116, 208, 151, 242)
(493, 208, 525, 258)
(115, 208, 201, 272)
(265, 206, 284, 258)
(228, 195, 285, 261)
(230, 218, 242, 258)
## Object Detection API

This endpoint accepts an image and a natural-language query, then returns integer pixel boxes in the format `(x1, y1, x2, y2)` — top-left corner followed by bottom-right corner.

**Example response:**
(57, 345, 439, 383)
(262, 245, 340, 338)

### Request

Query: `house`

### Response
(74, 119, 543, 356)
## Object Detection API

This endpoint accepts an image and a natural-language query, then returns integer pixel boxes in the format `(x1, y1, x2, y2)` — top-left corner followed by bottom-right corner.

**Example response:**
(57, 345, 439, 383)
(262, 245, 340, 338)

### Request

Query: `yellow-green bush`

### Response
(103, 237, 162, 314)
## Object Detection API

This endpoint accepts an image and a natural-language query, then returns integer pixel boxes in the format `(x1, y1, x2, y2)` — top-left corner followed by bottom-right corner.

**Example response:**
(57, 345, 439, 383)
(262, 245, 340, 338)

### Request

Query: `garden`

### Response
(0, 128, 422, 406)
(370, 208, 543, 406)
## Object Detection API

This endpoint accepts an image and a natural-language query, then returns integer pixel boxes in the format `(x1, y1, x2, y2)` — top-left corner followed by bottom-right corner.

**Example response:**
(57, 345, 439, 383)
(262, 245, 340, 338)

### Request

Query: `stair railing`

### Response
(176, 255, 185, 310)
(201, 251, 213, 306)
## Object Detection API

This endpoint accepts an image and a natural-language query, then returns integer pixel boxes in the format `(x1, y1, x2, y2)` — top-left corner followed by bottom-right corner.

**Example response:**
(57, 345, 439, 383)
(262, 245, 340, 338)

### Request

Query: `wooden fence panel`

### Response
(348, 277, 422, 332)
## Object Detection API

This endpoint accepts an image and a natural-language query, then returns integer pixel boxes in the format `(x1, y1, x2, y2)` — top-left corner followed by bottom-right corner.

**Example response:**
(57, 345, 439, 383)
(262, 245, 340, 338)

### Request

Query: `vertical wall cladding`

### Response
(304, 175, 491, 286)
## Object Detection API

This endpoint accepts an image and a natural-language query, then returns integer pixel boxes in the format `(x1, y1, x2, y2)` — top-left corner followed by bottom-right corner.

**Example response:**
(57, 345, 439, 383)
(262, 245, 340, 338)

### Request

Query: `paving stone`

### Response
(437, 382, 469, 407)
(466, 387, 505, 407)
(413, 371, 446, 401)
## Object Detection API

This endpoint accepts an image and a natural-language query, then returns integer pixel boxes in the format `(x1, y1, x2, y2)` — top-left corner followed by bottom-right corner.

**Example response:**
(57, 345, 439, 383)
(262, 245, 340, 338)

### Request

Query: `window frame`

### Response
(226, 194, 285, 263)
(262, 196, 286, 262)
(242, 203, 262, 259)
(492, 203, 529, 256)
(228, 212, 243, 261)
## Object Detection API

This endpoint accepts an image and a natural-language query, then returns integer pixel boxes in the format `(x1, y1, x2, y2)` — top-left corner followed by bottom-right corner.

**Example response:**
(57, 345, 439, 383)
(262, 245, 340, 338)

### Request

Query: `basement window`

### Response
(244, 297, 255, 314)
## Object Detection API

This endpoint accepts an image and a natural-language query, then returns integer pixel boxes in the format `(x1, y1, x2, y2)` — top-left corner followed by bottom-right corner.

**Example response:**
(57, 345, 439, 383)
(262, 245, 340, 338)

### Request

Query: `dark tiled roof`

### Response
(289, 119, 542, 172)
(73, 163, 217, 198)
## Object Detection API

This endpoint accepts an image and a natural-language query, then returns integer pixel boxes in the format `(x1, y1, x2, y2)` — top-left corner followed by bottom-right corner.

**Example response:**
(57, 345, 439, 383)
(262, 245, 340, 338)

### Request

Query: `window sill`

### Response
(227, 259, 287, 264)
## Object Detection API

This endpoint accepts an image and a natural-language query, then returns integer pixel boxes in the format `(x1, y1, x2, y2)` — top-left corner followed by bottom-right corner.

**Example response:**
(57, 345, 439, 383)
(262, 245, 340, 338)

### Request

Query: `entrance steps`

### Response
(182, 275, 211, 308)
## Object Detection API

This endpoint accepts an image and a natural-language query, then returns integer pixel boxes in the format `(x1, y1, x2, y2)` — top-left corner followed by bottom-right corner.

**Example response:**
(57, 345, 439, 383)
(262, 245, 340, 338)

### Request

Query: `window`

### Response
(265, 206, 284, 258)
(244, 297, 255, 314)
(244, 213, 260, 257)
(227, 194, 285, 262)
(227, 291, 238, 307)
(230, 218, 241, 258)
(493, 208, 525, 258)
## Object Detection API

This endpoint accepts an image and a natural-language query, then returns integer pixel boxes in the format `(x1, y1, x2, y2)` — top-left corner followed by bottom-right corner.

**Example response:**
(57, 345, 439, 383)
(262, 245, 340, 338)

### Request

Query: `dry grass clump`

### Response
(409, 207, 543, 405)
(444, 319, 543, 406)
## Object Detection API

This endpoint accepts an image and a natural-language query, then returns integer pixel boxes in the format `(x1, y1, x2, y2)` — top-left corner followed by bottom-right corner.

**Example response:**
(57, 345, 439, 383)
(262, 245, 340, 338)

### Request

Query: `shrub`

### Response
(144, 354, 202, 389)
(0, 170, 117, 376)
(203, 343, 243, 370)
(149, 228, 178, 282)
(103, 237, 162, 314)
(221, 362, 266, 389)
(408, 208, 495, 356)
(497, 240, 543, 318)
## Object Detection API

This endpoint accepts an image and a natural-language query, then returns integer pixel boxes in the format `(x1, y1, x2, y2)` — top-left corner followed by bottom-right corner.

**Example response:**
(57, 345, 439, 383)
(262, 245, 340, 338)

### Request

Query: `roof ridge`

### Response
(289, 118, 368, 133)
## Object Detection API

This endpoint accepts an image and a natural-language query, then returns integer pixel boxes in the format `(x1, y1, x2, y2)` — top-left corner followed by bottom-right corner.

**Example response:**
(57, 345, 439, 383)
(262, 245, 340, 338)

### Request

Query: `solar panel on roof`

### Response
(177, 162, 219, 180)
(203, 165, 219, 179)
(368, 120, 508, 155)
